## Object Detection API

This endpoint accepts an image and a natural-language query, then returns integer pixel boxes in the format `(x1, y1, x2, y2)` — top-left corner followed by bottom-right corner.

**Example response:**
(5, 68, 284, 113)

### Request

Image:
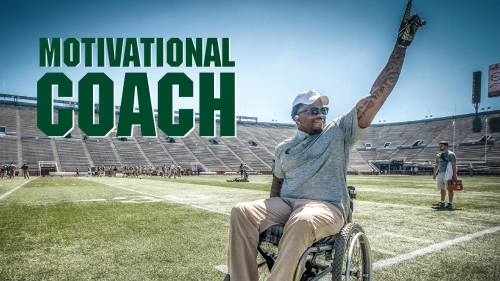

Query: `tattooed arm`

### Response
(270, 176, 284, 198)
(356, 46, 406, 129)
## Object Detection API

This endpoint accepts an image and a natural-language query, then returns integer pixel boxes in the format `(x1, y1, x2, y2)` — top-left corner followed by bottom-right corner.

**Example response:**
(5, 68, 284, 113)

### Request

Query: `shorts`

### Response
(437, 172, 448, 190)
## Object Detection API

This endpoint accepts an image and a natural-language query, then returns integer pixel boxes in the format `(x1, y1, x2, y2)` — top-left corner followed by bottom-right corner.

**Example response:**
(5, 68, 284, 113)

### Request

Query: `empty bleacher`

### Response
(348, 148, 373, 173)
(210, 145, 243, 171)
(113, 140, 150, 166)
(0, 135, 18, 165)
(248, 147, 274, 168)
(19, 107, 45, 137)
(230, 146, 270, 171)
(55, 138, 91, 170)
(85, 139, 122, 167)
(138, 141, 174, 166)
(0, 104, 18, 134)
(242, 124, 279, 148)
(187, 144, 227, 171)
(21, 137, 55, 168)
(164, 143, 199, 168)
(2, 98, 499, 174)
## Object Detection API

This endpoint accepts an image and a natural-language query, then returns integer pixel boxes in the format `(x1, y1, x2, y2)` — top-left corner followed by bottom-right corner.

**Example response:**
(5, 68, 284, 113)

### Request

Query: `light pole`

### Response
(452, 120, 455, 152)
(379, 113, 386, 123)
(485, 117, 488, 163)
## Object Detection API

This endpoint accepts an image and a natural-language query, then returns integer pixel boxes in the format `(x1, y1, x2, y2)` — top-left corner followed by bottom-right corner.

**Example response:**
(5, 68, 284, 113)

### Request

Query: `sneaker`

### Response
(446, 203, 453, 209)
(432, 201, 444, 207)
(432, 202, 445, 208)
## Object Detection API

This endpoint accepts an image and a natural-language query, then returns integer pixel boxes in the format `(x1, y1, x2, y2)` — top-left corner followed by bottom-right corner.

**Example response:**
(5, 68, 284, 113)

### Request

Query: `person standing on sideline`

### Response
(8, 162, 16, 179)
(21, 163, 30, 179)
(271, 159, 276, 177)
(432, 140, 457, 208)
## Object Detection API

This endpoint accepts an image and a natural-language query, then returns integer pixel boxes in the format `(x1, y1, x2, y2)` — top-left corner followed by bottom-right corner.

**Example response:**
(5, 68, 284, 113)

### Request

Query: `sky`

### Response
(1, 0, 499, 125)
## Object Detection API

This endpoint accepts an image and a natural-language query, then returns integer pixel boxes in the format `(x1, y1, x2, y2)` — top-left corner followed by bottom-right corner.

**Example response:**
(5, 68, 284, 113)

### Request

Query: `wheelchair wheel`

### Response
(332, 223, 372, 281)
(257, 241, 278, 280)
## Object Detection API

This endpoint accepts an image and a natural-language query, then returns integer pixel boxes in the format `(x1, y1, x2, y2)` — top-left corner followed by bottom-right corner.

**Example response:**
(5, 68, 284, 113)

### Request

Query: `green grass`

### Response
(0, 175, 499, 280)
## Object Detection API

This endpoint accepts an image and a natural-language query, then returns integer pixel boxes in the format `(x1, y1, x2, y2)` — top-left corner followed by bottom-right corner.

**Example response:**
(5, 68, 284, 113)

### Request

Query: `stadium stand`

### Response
(248, 146, 274, 168)
(85, 139, 122, 168)
(187, 144, 228, 171)
(0, 135, 18, 165)
(242, 123, 279, 148)
(164, 143, 201, 169)
(138, 141, 175, 166)
(230, 146, 270, 171)
(0, 97, 499, 175)
(210, 144, 245, 171)
(113, 140, 151, 166)
(19, 106, 45, 136)
(348, 148, 375, 173)
(21, 137, 55, 168)
(55, 138, 91, 171)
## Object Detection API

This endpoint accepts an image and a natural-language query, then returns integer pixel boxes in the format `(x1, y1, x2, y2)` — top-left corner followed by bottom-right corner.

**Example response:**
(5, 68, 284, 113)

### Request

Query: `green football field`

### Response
(0, 175, 499, 280)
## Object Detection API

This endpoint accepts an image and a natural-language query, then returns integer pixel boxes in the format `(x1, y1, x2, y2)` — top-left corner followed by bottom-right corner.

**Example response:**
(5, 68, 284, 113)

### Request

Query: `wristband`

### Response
(395, 44, 407, 49)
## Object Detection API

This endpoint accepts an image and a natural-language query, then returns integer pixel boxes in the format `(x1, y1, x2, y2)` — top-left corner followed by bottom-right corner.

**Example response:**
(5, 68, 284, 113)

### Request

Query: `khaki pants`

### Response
(228, 197, 344, 281)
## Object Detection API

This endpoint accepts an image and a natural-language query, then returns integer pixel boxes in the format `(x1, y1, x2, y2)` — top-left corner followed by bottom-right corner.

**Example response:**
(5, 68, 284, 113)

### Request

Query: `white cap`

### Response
(292, 90, 329, 109)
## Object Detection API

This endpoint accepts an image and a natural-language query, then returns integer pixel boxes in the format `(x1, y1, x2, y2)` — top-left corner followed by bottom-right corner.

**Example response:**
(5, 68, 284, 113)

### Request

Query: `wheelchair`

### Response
(256, 186, 372, 281)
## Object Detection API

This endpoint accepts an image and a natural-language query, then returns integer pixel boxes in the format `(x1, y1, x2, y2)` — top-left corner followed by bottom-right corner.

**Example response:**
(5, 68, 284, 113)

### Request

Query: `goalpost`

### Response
(38, 161, 58, 176)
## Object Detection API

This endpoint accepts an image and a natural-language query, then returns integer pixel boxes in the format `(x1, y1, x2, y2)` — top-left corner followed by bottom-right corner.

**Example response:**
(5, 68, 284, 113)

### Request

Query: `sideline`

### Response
(373, 226, 500, 270)
(80, 177, 231, 216)
(0, 179, 34, 200)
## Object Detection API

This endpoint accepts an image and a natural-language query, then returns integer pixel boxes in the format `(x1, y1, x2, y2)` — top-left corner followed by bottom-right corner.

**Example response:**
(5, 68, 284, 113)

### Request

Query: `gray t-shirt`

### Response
(435, 151, 456, 173)
(274, 106, 364, 219)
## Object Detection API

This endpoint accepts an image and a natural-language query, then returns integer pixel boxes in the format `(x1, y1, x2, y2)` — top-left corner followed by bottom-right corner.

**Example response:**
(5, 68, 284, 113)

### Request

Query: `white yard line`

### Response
(0, 179, 33, 200)
(80, 178, 231, 216)
(373, 226, 500, 271)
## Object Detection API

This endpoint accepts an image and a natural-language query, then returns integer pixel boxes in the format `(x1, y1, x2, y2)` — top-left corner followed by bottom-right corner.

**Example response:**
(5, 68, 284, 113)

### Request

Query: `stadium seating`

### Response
(113, 140, 150, 166)
(0, 135, 18, 165)
(21, 137, 55, 168)
(85, 138, 122, 168)
(1, 100, 499, 175)
(55, 138, 91, 170)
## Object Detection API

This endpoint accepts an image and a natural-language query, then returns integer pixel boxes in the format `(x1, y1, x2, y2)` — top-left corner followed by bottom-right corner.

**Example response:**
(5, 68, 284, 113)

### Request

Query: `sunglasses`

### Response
(296, 107, 329, 116)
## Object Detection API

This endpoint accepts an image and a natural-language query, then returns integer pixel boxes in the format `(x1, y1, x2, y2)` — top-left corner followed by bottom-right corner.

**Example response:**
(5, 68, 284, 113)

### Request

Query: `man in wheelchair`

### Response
(225, 1, 425, 280)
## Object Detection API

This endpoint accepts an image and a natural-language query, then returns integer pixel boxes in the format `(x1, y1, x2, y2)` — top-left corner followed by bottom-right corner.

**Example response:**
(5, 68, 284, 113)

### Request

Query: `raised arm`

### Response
(356, 47, 406, 128)
(356, 0, 425, 128)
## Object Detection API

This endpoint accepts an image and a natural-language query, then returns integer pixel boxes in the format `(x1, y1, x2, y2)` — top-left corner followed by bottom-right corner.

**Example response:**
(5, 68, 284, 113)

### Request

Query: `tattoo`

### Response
(270, 176, 283, 198)
(357, 47, 406, 123)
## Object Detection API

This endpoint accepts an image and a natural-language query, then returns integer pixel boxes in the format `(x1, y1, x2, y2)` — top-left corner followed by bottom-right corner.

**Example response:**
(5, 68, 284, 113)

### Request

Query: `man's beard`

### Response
(312, 128, 323, 135)
(440, 147, 446, 151)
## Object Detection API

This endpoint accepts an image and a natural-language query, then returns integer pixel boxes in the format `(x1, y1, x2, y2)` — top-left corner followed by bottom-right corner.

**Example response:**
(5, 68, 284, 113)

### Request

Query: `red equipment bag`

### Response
(447, 179, 464, 191)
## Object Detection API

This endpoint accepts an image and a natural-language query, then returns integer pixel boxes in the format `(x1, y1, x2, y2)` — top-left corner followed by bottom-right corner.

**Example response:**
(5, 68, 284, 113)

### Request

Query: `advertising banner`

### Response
(488, 63, 500, 98)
